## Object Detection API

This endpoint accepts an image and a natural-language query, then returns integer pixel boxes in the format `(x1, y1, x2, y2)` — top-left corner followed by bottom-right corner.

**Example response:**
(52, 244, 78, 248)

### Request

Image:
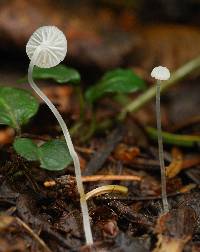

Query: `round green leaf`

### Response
(13, 138, 38, 161)
(38, 140, 72, 171)
(0, 87, 39, 130)
(85, 68, 146, 103)
(19, 65, 81, 84)
(13, 138, 73, 171)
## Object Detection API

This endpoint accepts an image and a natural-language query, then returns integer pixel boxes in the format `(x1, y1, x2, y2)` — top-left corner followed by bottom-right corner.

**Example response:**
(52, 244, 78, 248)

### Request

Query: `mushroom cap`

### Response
(26, 26, 67, 68)
(151, 66, 170, 81)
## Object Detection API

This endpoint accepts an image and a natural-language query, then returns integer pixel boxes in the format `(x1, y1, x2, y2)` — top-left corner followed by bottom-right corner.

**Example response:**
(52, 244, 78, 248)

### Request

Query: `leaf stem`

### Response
(80, 110, 96, 142)
(118, 55, 200, 120)
(69, 121, 83, 136)
(146, 127, 200, 147)
(69, 87, 85, 137)
(75, 86, 85, 121)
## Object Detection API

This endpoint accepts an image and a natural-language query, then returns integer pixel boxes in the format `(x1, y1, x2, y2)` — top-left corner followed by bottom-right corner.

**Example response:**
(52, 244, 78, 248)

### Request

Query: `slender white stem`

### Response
(156, 80, 169, 213)
(28, 46, 93, 245)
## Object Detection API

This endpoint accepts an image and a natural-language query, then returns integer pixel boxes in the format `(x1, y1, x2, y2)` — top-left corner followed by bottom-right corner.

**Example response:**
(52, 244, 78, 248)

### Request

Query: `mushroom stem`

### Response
(156, 80, 169, 213)
(28, 47, 93, 245)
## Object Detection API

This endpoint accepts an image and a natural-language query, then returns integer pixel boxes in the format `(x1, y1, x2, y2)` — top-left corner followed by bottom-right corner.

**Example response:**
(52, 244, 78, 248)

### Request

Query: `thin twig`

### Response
(44, 174, 141, 188)
(74, 146, 95, 154)
(82, 174, 141, 182)
(16, 217, 52, 252)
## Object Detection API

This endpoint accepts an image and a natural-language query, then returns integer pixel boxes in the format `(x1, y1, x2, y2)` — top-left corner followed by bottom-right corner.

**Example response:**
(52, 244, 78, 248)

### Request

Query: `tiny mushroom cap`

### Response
(151, 66, 170, 81)
(26, 26, 67, 68)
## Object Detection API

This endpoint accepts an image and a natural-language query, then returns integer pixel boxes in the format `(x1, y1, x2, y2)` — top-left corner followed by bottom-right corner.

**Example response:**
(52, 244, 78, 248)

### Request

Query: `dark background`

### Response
(1, 0, 200, 80)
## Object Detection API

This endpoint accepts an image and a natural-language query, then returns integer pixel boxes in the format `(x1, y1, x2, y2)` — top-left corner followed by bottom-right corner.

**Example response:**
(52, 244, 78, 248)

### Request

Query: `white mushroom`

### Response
(151, 66, 171, 213)
(151, 66, 170, 81)
(26, 26, 93, 245)
(26, 26, 67, 68)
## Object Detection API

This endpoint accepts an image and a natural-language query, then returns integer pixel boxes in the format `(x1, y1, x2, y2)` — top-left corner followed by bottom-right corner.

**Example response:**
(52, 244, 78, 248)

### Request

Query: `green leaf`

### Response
(13, 138, 72, 171)
(146, 126, 200, 147)
(38, 140, 72, 171)
(13, 138, 38, 161)
(0, 87, 39, 130)
(19, 65, 81, 84)
(85, 68, 146, 103)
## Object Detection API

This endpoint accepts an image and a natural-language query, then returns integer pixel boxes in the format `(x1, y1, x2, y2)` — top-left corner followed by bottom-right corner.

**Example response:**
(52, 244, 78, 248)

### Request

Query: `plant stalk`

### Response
(156, 80, 169, 213)
(75, 86, 85, 121)
(80, 111, 96, 142)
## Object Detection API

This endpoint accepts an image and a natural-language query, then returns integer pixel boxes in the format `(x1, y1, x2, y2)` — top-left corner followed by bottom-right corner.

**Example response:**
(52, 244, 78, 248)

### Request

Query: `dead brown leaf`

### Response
(113, 143, 140, 164)
(166, 148, 183, 179)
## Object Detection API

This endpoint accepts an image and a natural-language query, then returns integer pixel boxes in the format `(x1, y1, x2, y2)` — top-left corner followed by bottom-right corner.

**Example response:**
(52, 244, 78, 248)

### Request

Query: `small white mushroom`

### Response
(26, 26, 93, 245)
(151, 66, 170, 81)
(26, 26, 67, 68)
(151, 66, 171, 213)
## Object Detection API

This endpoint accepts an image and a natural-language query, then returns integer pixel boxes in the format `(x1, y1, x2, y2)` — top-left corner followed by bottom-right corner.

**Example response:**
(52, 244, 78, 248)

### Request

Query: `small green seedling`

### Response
(85, 68, 146, 104)
(13, 138, 72, 171)
(151, 66, 170, 213)
(26, 26, 93, 245)
(0, 86, 39, 133)
(80, 68, 147, 141)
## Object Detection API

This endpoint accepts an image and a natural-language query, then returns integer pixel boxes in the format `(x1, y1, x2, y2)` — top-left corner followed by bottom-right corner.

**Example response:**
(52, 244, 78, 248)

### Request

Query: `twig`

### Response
(82, 174, 141, 182)
(16, 217, 52, 252)
(75, 146, 94, 154)
(44, 174, 141, 188)
(42, 227, 75, 249)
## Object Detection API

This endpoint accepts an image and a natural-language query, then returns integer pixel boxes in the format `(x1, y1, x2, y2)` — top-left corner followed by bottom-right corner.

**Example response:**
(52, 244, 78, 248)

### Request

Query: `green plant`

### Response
(0, 86, 39, 134)
(85, 68, 146, 104)
(79, 68, 146, 141)
(19, 64, 81, 84)
(146, 126, 200, 147)
(151, 66, 170, 213)
(26, 26, 93, 245)
(0, 85, 73, 172)
(13, 138, 72, 170)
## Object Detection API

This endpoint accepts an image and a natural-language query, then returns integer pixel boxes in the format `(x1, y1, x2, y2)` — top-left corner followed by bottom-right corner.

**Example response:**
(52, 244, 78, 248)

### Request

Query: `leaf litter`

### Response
(1, 106, 199, 251)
